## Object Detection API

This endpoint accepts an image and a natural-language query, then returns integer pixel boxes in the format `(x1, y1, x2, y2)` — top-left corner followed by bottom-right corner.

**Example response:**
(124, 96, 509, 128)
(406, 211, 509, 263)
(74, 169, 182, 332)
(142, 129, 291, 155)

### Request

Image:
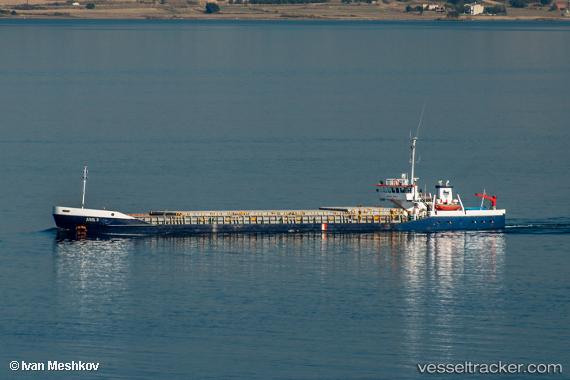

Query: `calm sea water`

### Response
(0, 20, 569, 379)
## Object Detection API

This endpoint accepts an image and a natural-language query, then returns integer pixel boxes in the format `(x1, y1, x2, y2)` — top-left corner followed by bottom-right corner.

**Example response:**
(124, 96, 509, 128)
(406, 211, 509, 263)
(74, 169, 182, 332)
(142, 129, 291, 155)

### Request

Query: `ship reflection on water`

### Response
(395, 232, 506, 362)
(53, 230, 505, 295)
(55, 230, 505, 256)
(53, 236, 134, 327)
(53, 231, 506, 367)
(54, 231, 505, 277)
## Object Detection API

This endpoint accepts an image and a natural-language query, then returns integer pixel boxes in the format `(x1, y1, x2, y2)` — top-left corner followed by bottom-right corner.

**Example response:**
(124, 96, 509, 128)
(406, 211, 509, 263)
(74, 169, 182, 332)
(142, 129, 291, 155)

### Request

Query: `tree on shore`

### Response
(446, 0, 466, 14)
(484, 4, 506, 13)
(247, 0, 326, 4)
(205, 2, 220, 12)
(509, 0, 528, 7)
(446, 8, 459, 17)
(404, 4, 423, 12)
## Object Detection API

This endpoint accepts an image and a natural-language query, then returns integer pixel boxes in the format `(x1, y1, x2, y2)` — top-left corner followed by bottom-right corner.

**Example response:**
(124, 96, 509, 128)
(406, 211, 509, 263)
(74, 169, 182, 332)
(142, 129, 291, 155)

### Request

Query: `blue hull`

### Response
(54, 214, 506, 236)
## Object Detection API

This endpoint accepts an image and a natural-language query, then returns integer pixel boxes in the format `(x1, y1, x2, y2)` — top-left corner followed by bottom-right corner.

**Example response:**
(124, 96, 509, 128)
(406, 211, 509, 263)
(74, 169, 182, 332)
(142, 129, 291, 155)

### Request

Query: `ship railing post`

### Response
(457, 194, 466, 215)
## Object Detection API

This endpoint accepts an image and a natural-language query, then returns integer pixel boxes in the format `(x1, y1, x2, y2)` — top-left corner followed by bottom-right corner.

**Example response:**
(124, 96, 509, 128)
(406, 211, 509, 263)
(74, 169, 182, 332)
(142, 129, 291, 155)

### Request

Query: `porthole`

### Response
(111, 213, 115, 216)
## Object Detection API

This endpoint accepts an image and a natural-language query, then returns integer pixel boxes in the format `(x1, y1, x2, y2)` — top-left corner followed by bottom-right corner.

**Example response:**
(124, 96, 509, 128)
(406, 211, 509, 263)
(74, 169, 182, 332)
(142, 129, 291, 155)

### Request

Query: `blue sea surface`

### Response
(0, 20, 569, 379)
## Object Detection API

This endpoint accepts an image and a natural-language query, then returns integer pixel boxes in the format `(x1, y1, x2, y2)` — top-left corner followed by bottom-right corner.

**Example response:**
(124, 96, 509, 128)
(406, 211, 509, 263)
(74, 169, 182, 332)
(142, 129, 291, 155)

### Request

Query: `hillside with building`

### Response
(0, 0, 568, 19)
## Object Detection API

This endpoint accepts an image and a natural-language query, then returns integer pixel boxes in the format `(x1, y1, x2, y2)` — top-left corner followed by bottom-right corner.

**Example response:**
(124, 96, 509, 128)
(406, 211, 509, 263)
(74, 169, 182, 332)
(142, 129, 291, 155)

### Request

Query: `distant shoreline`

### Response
(1, 1, 569, 22)
(3, 17, 569, 22)
(3, 15, 570, 21)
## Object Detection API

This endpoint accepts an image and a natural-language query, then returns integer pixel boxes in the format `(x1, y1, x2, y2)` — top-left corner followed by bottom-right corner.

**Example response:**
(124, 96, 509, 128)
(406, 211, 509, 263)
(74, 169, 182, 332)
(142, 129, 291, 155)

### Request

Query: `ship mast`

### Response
(81, 166, 88, 209)
(410, 136, 417, 197)
(410, 104, 425, 200)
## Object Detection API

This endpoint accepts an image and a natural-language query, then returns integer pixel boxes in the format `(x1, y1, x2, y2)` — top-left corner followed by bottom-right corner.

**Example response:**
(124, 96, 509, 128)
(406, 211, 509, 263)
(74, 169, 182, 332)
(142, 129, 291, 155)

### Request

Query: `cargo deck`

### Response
(129, 207, 410, 226)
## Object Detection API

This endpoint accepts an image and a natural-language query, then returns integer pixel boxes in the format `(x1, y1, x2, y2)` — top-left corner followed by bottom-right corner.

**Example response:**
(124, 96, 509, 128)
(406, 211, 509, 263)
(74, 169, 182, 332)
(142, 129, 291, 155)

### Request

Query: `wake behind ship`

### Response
(53, 137, 506, 236)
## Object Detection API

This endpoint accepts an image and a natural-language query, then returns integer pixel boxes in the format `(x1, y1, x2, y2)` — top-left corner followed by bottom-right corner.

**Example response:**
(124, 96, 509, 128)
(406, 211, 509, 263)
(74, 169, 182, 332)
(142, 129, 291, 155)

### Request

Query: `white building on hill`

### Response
(465, 3, 484, 14)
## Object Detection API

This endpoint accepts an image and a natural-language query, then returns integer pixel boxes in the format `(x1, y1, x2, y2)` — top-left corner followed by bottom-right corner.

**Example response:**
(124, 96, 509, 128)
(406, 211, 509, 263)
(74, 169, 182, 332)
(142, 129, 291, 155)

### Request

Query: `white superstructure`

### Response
(376, 134, 505, 221)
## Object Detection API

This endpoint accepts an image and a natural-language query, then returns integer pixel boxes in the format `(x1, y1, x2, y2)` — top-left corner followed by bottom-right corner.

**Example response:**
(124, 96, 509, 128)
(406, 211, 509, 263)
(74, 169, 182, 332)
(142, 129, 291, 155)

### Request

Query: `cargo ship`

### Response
(53, 136, 506, 236)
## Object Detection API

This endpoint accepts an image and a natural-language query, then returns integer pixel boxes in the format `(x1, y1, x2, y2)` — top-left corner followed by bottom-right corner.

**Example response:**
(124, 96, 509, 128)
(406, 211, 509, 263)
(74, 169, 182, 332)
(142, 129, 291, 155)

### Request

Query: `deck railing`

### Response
(132, 208, 409, 226)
